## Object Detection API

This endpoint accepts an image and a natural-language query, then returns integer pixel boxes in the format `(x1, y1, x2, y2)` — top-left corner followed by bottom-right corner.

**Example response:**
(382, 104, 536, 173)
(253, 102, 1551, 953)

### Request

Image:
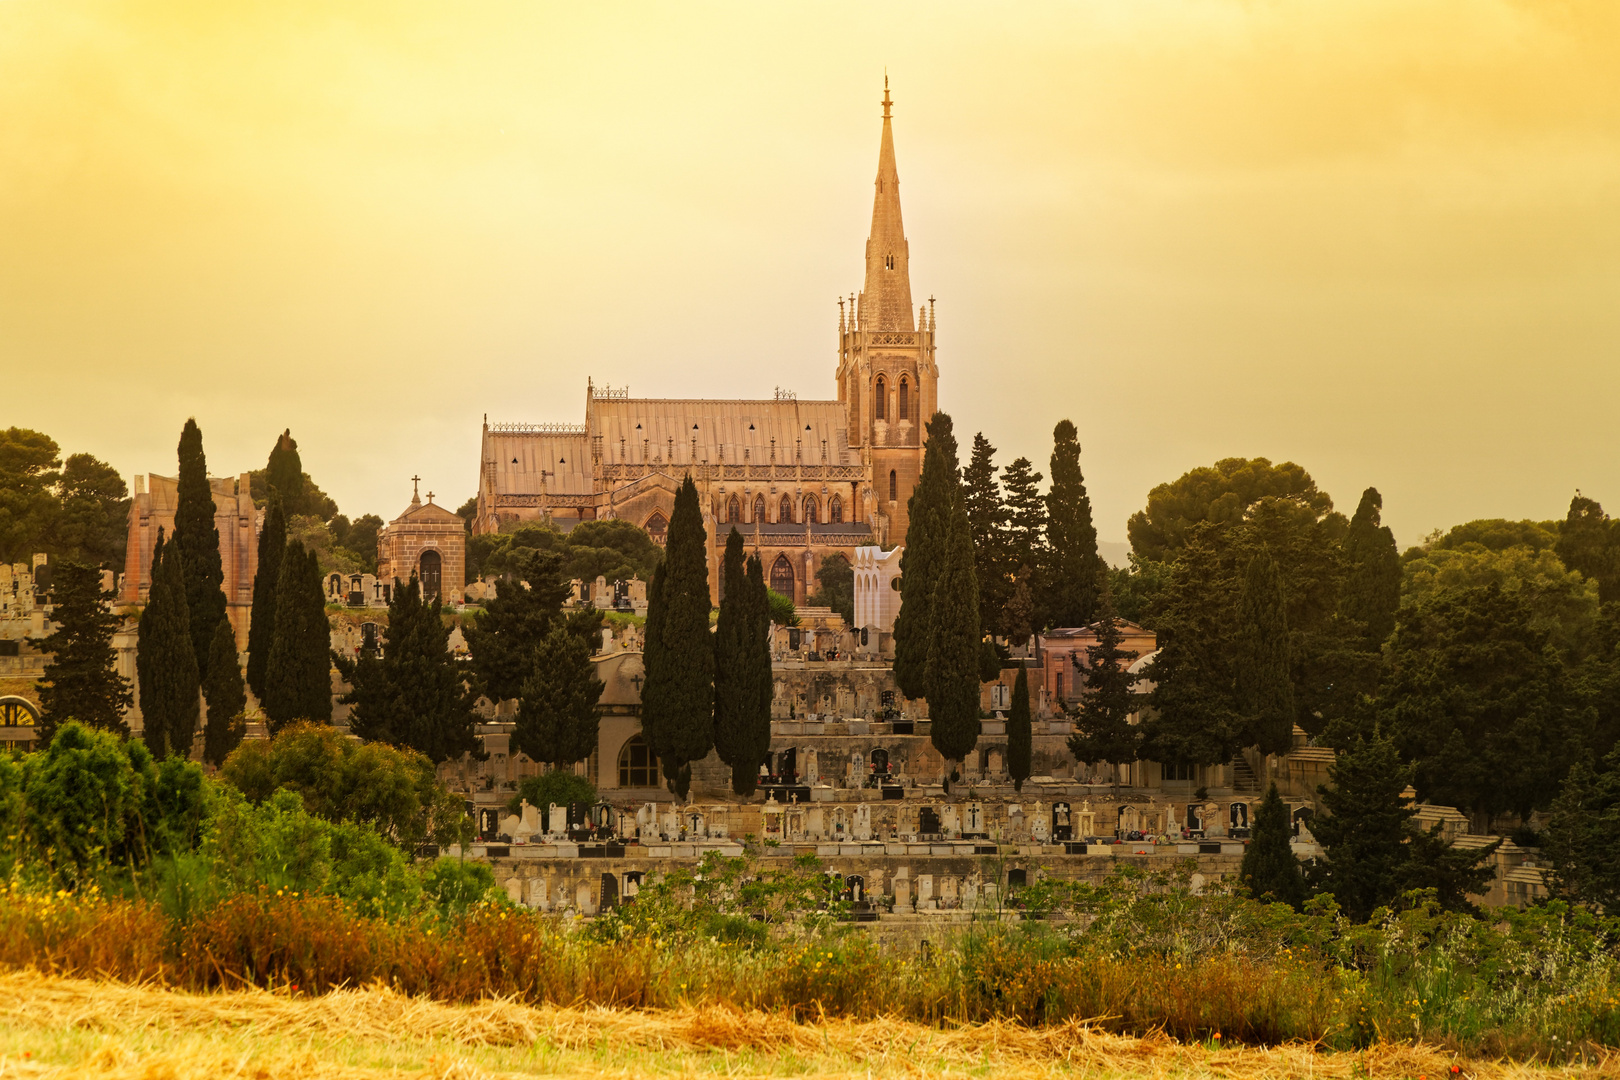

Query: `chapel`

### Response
(471, 83, 938, 605)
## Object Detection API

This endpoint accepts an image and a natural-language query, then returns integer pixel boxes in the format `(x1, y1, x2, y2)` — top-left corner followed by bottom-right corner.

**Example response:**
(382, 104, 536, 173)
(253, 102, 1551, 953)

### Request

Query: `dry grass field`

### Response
(0, 971, 1610, 1080)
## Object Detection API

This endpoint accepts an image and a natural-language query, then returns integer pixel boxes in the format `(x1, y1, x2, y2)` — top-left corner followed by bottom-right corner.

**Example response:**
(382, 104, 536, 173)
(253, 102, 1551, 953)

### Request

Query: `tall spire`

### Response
(862, 76, 913, 332)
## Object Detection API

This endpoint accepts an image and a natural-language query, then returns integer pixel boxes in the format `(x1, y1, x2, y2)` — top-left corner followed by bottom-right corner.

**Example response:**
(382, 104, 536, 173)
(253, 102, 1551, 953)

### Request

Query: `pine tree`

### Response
(266, 429, 307, 516)
(1312, 733, 1415, 921)
(1237, 551, 1296, 757)
(336, 573, 480, 763)
(513, 625, 602, 769)
(925, 484, 981, 768)
(464, 548, 568, 703)
(263, 541, 330, 732)
(1041, 419, 1101, 629)
(1001, 456, 1045, 599)
(1003, 568, 1035, 645)
(201, 617, 246, 766)
(1340, 487, 1401, 645)
(1543, 751, 1620, 915)
(37, 561, 132, 741)
(137, 534, 200, 758)
(894, 413, 958, 700)
(173, 419, 227, 681)
(1068, 589, 1141, 788)
(1007, 663, 1032, 792)
(714, 529, 764, 795)
(1557, 494, 1620, 605)
(638, 477, 714, 799)
(1240, 783, 1306, 907)
(964, 433, 1010, 637)
(245, 493, 286, 704)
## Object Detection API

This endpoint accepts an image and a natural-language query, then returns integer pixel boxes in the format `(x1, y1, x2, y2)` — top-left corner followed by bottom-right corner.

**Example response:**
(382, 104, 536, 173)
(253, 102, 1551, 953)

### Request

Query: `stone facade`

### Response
(375, 482, 466, 608)
(471, 88, 934, 607)
(119, 472, 257, 647)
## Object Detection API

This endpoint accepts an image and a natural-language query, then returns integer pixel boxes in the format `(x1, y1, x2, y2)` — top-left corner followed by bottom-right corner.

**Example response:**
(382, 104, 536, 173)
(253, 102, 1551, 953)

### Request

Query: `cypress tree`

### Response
(925, 485, 981, 768)
(201, 617, 246, 766)
(263, 541, 331, 733)
(265, 429, 307, 516)
(336, 573, 480, 762)
(137, 534, 200, 758)
(746, 552, 774, 787)
(37, 561, 133, 741)
(514, 623, 600, 769)
(1007, 663, 1032, 792)
(1312, 733, 1416, 921)
(1069, 589, 1141, 789)
(172, 419, 227, 681)
(713, 529, 758, 794)
(964, 433, 1010, 637)
(638, 477, 714, 799)
(1340, 487, 1401, 645)
(1240, 782, 1305, 907)
(464, 548, 568, 703)
(1041, 419, 1101, 629)
(245, 493, 286, 704)
(1237, 551, 1296, 757)
(894, 413, 958, 700)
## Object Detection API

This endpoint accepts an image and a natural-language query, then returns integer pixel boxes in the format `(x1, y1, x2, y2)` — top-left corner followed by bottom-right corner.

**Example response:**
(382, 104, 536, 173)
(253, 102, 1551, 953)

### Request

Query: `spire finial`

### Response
(882, 72, 891, 120)
(411, 475, 421, 504)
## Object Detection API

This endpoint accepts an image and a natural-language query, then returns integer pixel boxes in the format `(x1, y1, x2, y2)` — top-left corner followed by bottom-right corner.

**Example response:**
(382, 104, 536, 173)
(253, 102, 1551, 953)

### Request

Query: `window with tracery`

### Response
(645, 512, 668, 545)
(875, 376, 886, 420)
(727, 496, 740, 523)
(779, 494, 793, 523)
(804, 496, 818, 524)
(770, 554, 795, 597)
(898, 378, 909, 421)
(753, 495, 765, 523)
(828, 495, 843, 523)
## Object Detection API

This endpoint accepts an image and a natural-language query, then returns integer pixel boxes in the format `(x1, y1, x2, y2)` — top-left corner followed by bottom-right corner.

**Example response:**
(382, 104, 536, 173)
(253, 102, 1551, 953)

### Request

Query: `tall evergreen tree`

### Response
(335, 573, 480, 763)
(894, 413, 959, 700)
(1543, 750, 1620, 915)
(714, 529, 771, 795)
(1007, 663, 1032, 792)
(1237, 551, 1296, 757)
(265, 429, 307, 515)
(638, 477, 714, 799)
(1340, 487, 1401, 645)
(925, 482, 981, 768)
(513, 625, 602, 769)
(746, 553, 774, 779)
(37, 561, 133, 741)
(1068, 590, 1141, 788)
(245, 493, 286, 703)
(1240, 783, 1306, 907)
(201, 617, 246, 766)
(172, 419, 227, 681)
(1000, 455, 1045, 591)
(1041, 419, 1102, 629)
(964, 433, 1010, 636)
(137, 534, 200, 758)
(263, 541, 331, 732)
(1311, 733, 1416, 921)
(464, 548, 569, 703)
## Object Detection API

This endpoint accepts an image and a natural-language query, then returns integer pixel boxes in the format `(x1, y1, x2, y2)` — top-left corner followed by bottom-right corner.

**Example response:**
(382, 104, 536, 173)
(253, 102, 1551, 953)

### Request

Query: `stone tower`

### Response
(836, 79, 938, 545)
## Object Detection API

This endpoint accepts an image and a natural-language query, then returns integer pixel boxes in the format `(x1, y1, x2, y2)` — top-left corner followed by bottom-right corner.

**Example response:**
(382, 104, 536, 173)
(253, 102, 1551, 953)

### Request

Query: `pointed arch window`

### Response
(779, 494, 794, 523)
(874, 376, 886, 420)
(898, 377, 909, 422)
(644, 512, 668, 545)
(804, 496, 818, 525)
(770, 554, 795, 597)
(727, 495, 740, 523)
(753, 494, 765, 523)
(829, 495, 843, 524)
(889, 470, 897, 501)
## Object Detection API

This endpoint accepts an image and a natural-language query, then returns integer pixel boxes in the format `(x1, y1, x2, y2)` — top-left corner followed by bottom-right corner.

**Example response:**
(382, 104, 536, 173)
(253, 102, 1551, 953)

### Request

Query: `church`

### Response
(472, 84, 938, 605)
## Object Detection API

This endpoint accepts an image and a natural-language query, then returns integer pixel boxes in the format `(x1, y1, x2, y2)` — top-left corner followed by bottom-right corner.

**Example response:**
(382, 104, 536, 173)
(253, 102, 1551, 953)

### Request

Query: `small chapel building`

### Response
(471, 82, 937, 604)
(375, 480, 466, 608)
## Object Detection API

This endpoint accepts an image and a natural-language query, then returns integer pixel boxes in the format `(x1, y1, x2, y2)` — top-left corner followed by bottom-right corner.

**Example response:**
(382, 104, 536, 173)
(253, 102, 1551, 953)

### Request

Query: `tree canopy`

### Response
(1127, 457, 1335, 564)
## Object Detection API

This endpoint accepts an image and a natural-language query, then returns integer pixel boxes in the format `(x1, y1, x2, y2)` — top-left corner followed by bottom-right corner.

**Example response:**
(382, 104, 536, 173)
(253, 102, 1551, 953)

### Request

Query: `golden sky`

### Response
(3, 0, 1617, 547)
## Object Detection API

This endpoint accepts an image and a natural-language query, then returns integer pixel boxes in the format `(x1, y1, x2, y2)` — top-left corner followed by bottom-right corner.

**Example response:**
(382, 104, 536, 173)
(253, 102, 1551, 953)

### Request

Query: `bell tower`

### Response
(836, 79, 937, 545)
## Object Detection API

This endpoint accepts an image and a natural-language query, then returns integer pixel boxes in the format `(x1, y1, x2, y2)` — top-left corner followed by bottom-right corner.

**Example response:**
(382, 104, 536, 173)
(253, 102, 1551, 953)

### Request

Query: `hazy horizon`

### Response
(4, 1, 1617, 551)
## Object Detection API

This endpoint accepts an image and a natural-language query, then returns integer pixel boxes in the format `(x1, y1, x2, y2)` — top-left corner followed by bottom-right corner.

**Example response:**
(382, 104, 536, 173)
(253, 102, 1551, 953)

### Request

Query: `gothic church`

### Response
(472, 85, 938, 604)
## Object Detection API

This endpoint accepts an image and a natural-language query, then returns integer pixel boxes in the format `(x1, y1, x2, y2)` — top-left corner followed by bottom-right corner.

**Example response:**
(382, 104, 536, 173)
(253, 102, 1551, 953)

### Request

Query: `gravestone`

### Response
(941, 805, 960, 838)
(1031, 802, 1050, 843)
(919, 806, 941, 836)
(527, 878, 548, 910)
(854, 803, 872, 841)
(1053, 802, 1072, 842)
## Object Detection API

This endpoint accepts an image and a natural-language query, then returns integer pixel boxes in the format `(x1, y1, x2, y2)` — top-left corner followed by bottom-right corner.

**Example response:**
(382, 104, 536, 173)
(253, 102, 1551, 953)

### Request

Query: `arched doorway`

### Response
(418, 550, 442, 599)
(770, 554, 794, 598)
(617, 735, 660, 788)
(644, 512, 668, 545)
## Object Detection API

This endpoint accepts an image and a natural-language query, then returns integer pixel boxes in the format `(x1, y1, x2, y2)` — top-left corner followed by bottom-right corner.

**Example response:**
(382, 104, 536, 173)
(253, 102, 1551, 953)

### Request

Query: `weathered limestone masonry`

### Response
(471, 84, 934, 608)
(120, 472, 257, 647)
(375, 480, 466, 608)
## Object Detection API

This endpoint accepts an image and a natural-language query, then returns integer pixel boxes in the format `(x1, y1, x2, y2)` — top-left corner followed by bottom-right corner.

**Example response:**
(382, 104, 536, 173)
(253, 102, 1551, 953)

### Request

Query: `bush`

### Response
(506, 771, 598, 822)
